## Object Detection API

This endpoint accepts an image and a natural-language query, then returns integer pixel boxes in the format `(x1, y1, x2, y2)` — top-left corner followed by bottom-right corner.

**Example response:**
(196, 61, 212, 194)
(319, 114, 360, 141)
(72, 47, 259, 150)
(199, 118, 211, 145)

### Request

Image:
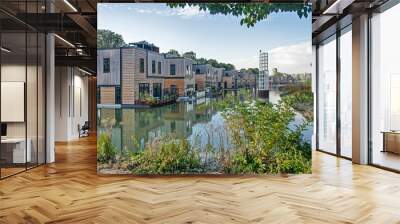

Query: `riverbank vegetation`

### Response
(97, 89, 312, 174)
(280, 80, 313, 122)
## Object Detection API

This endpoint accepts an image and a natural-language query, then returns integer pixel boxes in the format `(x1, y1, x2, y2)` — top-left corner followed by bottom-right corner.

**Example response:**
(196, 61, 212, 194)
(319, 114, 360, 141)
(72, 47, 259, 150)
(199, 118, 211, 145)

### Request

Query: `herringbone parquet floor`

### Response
(1, 135, 400, 224)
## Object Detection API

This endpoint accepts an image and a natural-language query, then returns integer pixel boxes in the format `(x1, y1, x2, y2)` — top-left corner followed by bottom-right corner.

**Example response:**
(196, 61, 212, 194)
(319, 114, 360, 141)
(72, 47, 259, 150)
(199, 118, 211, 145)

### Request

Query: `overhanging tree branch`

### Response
(167, 3, 311, 27)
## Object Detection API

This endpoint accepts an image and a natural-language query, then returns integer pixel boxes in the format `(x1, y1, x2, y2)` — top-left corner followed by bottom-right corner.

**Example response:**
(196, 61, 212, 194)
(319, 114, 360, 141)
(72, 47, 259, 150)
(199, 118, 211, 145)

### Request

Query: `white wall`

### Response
(1, 63, 46, 164)
(55, 66, 69, 141)
(55, 66, 89, 141)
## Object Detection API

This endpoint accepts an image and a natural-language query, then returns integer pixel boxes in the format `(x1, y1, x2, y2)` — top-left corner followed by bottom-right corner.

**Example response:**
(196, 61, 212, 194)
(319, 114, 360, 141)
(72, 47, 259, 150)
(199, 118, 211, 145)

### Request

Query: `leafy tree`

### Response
(206, 59, 219, 67)
(168, 3, 311, 27)
(272, 68, 278, 75)
(167, 49, 181, 57)
(97, 29, 126, 48)
(183, 51, 197, 60)
(189, 55, 235, 70)
(195, 57, 208, 64)
(219, 63, 235, 71)
(241, 68, 259, 74)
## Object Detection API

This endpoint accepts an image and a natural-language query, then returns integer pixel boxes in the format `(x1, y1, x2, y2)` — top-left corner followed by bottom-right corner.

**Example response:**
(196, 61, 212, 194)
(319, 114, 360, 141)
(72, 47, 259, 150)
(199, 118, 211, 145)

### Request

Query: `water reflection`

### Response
(97, 91, 312, 153)
(98, 98, 229, 153)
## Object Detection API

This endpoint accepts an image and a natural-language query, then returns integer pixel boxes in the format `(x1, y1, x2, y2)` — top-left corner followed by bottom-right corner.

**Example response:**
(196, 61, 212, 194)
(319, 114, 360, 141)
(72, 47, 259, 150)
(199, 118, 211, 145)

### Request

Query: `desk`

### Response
(1, 138, 31, 163)
(382, 131, 400, 154)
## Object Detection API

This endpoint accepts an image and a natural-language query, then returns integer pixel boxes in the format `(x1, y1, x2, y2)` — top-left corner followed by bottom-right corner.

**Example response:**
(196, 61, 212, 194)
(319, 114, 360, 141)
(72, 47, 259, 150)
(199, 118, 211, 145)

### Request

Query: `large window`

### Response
(317, 35, 337, 154)
(103, 58, 110, 73)
(370, 4, 400, 171)
(186, 65, 190, 75)
(158, 61, 161, 74)
(170, 64, 176, 75)
(152, 60, 156, 74)
(115, 86, 121, 104)
(153, 83, 162, 98)
(138, 83, 149, 99)
(340, 27, 352, 158)
(316, 25, 353, 159)
(140, 58, 145, 73)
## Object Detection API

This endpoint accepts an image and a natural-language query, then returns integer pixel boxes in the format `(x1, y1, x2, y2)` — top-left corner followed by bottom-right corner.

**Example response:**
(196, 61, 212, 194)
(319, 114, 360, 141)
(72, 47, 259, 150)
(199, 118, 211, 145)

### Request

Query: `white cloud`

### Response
(229, 56, 259, 70)
(268, 41, 312, 74)
(173, 6, 208, 18)
(231, 42, 312, 73)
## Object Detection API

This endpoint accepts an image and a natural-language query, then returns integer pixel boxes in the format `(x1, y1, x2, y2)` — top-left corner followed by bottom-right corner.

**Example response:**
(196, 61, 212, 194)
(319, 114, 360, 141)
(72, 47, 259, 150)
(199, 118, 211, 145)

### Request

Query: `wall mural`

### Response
(96, 3, 313, 175)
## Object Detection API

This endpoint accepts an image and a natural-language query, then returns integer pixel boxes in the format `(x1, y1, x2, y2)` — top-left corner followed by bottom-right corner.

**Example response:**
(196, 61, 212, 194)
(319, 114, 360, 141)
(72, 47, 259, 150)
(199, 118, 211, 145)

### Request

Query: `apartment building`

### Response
(237, 71, 257, 89)
(98, 41, 195, 106)
(97, 48, 121, 105)
(213, 68, 225, 90)
(98, 41, 261, 107)
(193, 64, 228, 95)
(223, 70, 237, 89)
(193, 64, 211, 92)
(163, 55, 195, 97)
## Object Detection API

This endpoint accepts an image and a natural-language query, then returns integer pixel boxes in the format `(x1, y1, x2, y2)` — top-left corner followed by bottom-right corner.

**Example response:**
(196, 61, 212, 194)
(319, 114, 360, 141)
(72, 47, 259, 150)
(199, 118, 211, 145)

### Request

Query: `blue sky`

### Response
(98, 4, 311, 73)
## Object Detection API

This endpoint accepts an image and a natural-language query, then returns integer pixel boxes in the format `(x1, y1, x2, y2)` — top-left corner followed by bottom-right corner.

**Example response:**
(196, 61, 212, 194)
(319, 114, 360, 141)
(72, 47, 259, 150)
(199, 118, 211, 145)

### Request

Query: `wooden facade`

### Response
(164, 78, 185, 96)
(121, 48, 136, 104)
(97, 49, 120, 86)
(99, 87, 115, 105)
(222, 75, 234, 89)
(98, 45, 260, 105)
(195, 74, 206, 91)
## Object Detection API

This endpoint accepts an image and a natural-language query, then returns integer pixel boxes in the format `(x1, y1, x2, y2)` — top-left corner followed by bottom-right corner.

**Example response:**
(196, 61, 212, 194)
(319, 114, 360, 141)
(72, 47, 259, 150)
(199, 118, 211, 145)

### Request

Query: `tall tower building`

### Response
(258, 51, 269, 101)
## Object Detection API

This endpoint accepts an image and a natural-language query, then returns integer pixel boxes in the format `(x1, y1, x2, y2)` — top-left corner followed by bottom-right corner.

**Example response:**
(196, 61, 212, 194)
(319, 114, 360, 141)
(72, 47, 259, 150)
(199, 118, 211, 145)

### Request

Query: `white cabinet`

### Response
(1, 138, 31, 163)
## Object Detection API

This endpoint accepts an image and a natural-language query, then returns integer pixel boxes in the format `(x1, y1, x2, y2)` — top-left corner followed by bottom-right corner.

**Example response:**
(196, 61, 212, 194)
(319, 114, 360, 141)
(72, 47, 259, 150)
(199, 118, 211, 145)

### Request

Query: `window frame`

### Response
(139, 58, 145, 73)
(152, 60, 156, 74)
(170, 64, 176, 76)
(103, 58, 110, 73)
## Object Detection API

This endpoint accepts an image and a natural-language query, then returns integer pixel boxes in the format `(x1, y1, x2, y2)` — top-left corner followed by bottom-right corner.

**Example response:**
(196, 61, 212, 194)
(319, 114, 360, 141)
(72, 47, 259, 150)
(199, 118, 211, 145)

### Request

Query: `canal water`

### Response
(97, 91, 312, 154)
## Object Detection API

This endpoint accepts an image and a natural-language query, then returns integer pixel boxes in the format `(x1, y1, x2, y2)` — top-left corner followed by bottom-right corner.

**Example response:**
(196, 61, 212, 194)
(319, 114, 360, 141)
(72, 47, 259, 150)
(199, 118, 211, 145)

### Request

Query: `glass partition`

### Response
(317, 35, 337, 154)
(370, 3, 400, 171)
(0, 1, 46, 179)
(1, 31, 28, 177)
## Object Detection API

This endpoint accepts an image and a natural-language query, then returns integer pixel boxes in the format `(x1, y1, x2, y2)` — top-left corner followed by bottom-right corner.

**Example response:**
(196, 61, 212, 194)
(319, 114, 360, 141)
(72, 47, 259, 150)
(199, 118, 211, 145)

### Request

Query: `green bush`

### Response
(97, 132, 117, 163)
(220, 98, 311, 174)
(282, 91, 313, 122)
(129, 136, 203, 174)
(141, 93, 157, 105)
(280, 82, 313, 122)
